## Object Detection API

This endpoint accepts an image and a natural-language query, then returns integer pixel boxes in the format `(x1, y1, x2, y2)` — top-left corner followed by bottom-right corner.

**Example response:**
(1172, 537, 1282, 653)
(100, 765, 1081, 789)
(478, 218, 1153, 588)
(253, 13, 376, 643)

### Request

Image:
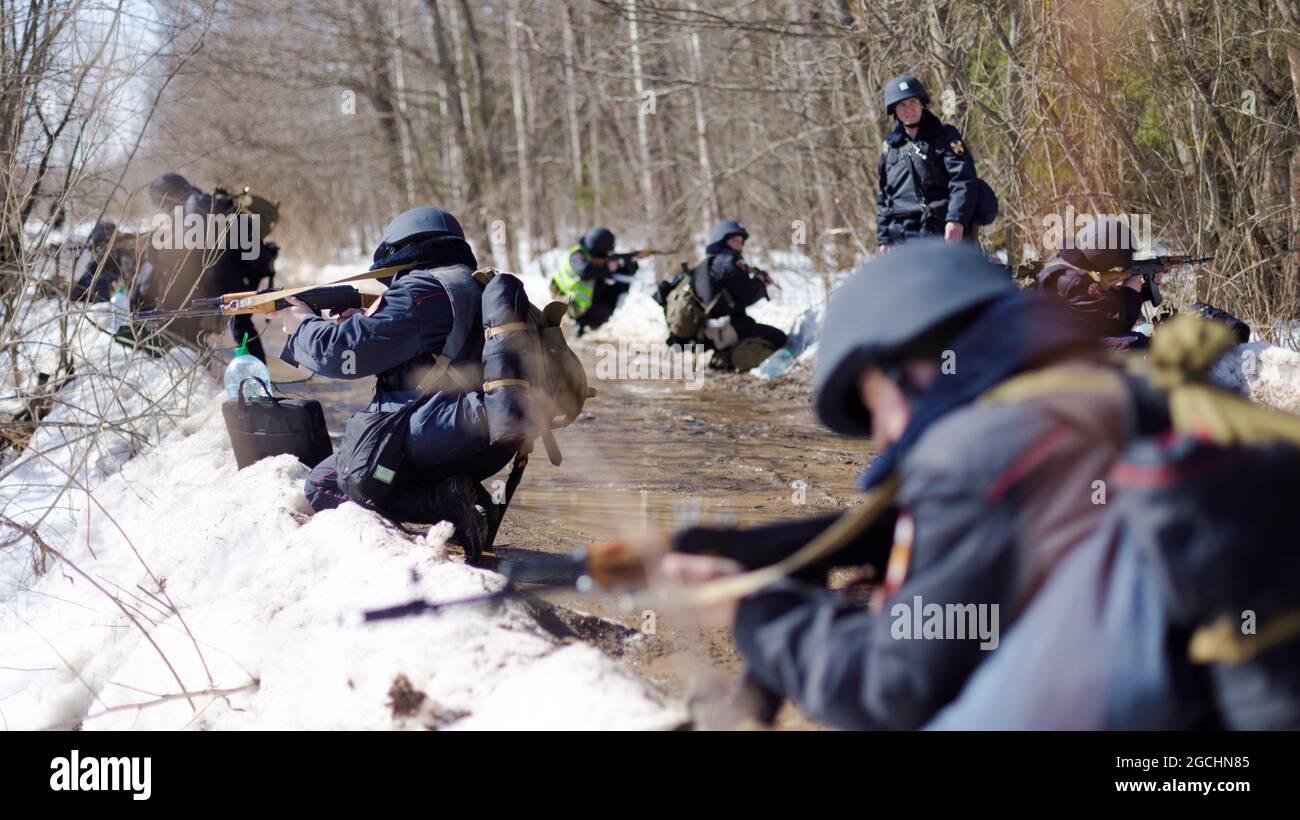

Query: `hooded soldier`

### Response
(876, 75, 986, 250)
(272, 206, 517, 560)
(602, 240, 1151, 729)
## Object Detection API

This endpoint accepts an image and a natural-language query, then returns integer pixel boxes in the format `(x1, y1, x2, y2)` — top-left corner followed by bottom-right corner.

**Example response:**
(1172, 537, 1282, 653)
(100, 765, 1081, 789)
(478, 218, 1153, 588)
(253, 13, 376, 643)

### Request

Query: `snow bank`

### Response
(0, 295, 682, 730)
(1210, 342, 1300, 416)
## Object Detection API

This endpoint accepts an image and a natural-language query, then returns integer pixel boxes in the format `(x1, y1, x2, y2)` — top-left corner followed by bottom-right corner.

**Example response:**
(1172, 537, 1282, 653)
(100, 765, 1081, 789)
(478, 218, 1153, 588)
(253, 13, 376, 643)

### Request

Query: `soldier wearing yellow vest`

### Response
(550, 227, 645, 336)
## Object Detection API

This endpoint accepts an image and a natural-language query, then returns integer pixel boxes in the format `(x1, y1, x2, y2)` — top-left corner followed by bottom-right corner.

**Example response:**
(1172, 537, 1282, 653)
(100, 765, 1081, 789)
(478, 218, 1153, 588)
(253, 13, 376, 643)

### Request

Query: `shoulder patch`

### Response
(950, 139, 965, 156)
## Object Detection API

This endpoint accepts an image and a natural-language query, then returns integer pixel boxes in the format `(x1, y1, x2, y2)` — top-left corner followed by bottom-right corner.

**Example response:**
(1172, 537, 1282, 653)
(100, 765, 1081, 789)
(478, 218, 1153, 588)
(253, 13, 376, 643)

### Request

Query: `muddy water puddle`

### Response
(263, 327, 870, 541)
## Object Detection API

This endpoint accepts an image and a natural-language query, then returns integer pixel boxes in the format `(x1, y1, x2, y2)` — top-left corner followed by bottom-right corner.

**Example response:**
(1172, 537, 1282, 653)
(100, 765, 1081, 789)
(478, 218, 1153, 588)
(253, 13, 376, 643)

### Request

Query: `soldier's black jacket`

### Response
(671, 294, 1135, 730)
(73, 243, 135, 302)
(1036, 251, 1148, 338)
(692, 244, 769, 320)
(876, 109, 977, 246)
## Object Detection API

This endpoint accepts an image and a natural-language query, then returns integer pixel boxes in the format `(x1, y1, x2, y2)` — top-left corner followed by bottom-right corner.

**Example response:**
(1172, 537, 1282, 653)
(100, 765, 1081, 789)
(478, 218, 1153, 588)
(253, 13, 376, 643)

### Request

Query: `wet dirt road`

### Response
(261, 320, 874, 728)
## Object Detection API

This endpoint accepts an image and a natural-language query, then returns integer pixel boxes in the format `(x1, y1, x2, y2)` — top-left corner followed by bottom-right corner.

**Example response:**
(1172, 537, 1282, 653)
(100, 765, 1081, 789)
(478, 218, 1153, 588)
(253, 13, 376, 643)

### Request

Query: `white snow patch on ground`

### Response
(0, 299, 682, 730)
(1210, 342, 1300, 416)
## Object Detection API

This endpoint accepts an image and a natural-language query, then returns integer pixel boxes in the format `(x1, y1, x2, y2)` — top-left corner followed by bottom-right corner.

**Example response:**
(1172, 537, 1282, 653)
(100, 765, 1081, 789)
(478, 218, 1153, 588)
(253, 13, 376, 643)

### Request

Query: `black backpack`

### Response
(969, 178, 999, 227)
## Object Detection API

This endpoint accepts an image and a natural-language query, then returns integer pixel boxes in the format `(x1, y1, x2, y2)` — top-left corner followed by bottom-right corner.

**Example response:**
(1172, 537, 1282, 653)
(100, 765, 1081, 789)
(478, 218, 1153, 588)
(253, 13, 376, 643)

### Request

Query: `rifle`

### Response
(1130, 255, 1213, 308)
(593, 250, 675, 285)
(362, 542, 653, 623)
(133, 284, 379, 323)
(598, 249, 673, 268)
(747, 264, 779, 292)
(364, 478, 899, 624)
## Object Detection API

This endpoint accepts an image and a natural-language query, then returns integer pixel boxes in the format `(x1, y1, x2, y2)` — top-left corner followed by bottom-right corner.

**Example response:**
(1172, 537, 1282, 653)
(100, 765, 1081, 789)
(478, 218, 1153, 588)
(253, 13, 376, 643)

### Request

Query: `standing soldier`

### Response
(549, 226, 645, 336)
(876, 75, 994, 251)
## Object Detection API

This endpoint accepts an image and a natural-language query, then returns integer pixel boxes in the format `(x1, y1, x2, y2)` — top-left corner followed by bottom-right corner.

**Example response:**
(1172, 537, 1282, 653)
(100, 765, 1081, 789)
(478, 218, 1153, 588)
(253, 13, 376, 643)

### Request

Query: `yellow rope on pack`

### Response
(1143, 314, 1300, 447)
(1133, 314, 1300, 664)
(658, 474, 902, 609)
(1190, 608, 1300, 664)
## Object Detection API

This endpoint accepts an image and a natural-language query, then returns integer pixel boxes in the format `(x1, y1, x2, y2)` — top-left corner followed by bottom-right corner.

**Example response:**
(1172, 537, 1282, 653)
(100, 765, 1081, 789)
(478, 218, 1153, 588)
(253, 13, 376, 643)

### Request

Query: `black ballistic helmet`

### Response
(814, 240, 1015, 437)
(581, 226, 616, 257)
(1067, 216, 1136, 272)
(884, 75, 930, 116)
(708, 218, 749, 247)
(379, 206, 466, 251)
(88, 220, 117, 246)
(149, 172, 194, 207)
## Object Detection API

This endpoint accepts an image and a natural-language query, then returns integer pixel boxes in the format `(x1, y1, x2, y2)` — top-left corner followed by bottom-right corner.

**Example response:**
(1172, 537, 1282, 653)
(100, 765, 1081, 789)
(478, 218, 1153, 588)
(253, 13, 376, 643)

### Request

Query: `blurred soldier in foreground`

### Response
(618, 241, 1143, 728)
(607, 240, 1298, 729)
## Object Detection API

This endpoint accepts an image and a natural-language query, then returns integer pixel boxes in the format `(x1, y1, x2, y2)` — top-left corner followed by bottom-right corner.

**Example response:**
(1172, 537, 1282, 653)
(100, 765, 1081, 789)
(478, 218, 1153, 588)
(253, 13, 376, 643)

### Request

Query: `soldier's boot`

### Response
(707, 347, 733, 370)
(377, 475, 489, 564)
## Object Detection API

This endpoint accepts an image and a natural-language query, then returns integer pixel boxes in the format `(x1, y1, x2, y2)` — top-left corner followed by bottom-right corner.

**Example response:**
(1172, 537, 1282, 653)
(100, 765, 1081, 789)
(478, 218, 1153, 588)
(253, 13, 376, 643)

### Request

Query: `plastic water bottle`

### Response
(753, 346, 797, 378)
(224, 333, 272, 400)
(110, 287, 131, 332)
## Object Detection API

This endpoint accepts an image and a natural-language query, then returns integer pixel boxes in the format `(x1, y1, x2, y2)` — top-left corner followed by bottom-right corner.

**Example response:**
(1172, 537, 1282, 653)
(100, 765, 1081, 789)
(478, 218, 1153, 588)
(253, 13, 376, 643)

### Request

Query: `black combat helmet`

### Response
(149, 172, 194, 208)
(814, 240, 1015, 437)
(372, 206, 475, 271)
(581, 226, 616, 257)
(708, 218, 749, 248)
(884, 75, 931, 116)
(88, 220, 117, 247)
(380, 206, 465, 250)
(1066, 216, 1136, 273)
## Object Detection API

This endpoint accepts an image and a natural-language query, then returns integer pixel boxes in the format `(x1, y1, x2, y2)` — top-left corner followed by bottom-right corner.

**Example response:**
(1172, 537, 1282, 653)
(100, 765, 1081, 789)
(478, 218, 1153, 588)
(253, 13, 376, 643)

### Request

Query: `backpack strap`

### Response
(485, 446, 531, 547)
(410, 265, 491, 395)
(1190, 607, 1300, 664)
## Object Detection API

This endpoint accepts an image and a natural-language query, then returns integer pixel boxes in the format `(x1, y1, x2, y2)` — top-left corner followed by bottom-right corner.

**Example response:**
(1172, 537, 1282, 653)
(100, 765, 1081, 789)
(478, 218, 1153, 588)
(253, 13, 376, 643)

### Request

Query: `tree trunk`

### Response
(457, 0, 495, 185)
(425, 0, 478, 203)
(561, 5, 585, 224)
(627, 0, 656, 218)
(506, 0, 533, 260)
(389, 2, 416, 209)
(685, 0, 719, 231)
